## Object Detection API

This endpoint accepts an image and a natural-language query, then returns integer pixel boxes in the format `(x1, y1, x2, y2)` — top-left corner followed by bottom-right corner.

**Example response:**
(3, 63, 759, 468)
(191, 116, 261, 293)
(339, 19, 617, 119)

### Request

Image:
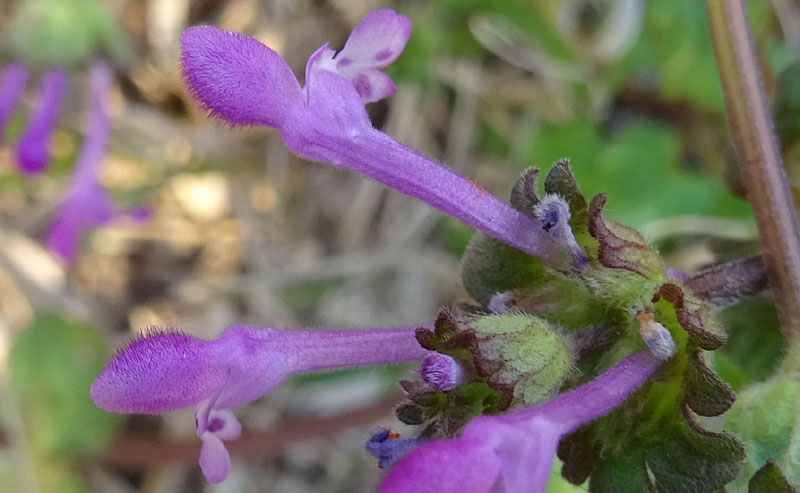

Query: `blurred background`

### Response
(0, 0, 795, 491)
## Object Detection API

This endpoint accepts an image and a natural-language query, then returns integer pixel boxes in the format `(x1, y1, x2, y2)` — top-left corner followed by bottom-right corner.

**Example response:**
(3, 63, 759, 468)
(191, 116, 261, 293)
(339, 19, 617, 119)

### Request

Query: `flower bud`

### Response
(636, 311, 676, 360)
(419, 353, 465, 391)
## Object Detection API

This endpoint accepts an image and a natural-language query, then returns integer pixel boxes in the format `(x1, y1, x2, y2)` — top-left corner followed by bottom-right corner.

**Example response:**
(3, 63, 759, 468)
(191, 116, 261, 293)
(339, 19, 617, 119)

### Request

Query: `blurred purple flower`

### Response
(366, 429, 425, 469)
(0, 62, 28, 144)
(180, 9, 581, 267)
(45, 61, 147, 262)
(15, 66, 67, 174)
(91, 324, 431, 483)
(0, 60, 147, 261)
(379, 350, 664, 493)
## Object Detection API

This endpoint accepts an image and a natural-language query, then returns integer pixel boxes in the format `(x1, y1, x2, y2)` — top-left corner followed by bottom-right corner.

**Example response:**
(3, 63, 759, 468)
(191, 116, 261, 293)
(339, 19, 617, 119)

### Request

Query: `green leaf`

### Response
(724, 376, 800, 489)
(749, 461, 797, 493)
(775, 63, 800, 149)
(589, 442, 652, 493)
(575, 403, 743, 492)
(461, 232, 548, 306)
(620, 0, 724, 110)
(528, 120, 603, 181)
(716, 298, 783, 387)
(8, 314, 121, 457)
(644, 407, 744, 492)
(683, 351, 734, 417)
(7, 0, 130, 66)
(437, 0, 574, 61)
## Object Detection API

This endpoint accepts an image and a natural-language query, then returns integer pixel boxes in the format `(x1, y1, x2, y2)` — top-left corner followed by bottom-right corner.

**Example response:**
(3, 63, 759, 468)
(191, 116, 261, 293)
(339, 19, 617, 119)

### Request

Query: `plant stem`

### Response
(684, 255, 767, 308)
(705, 0, 800, 361)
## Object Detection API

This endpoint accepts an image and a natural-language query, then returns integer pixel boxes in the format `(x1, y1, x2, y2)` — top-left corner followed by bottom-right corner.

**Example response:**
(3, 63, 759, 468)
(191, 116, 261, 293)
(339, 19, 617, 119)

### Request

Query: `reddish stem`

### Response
(705, 0, 800, 357)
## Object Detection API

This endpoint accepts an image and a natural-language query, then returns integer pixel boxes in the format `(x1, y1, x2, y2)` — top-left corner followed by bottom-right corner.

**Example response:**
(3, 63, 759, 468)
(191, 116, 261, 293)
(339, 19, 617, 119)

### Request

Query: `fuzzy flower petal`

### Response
(338, 9, 412, 69)
(203, 409, 243, 441)
(93, 323, 431, 483)
(199, 431, 232, 483)
(334, 9, 412, 102)
(180, 11, 578, 267)
(419, 353, 465, 391)
(91, 331, 228, 413)
(16, 67, 67, 174)
(93, 324, 429, 414)
(347, 69, 396, 104)
(0, 62, 28, 144)
(380, 350, 664, 493)
(181, 26, 303, 127)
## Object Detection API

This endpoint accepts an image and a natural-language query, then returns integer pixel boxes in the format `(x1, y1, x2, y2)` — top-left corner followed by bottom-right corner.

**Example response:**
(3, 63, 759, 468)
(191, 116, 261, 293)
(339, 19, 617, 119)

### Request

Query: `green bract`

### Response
(454, 160, 745, 491)
(469, 314, 571, 406)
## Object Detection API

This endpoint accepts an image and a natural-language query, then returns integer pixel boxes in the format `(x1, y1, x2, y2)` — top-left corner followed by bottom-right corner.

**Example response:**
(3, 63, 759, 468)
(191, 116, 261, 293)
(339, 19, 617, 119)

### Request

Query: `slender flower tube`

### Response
(91, 323, 431, 483)
(379, 350, 664, 493)
(180, 10, 578, 267)
(16, 66, 68, 174)
(44, 61, 142, 262)
(0, 62, 28, 143)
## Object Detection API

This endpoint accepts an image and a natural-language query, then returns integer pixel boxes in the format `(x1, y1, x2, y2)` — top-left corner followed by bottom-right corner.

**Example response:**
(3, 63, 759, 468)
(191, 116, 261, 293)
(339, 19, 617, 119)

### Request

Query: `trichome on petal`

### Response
(92, 323, 431, 483)
(179, 10, 582, 268)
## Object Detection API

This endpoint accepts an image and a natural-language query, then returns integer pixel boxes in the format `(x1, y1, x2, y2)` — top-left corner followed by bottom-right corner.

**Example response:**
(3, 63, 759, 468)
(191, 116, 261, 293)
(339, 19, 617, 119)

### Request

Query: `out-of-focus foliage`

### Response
(395, 0, 792, 238)
(724, 376, 800, 489)
(7, 314, 120, 492)
(0, 0, 798, 491)
(5, 0, 130, 66)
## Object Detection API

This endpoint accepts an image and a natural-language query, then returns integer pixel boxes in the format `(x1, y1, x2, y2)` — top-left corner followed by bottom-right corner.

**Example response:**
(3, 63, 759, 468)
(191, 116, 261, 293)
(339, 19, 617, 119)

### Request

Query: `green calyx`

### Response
(468, 314, 572, 406)
(459, 160, 744, 491)
(397, 310, 573, 434)
(6, 0, 131, 66)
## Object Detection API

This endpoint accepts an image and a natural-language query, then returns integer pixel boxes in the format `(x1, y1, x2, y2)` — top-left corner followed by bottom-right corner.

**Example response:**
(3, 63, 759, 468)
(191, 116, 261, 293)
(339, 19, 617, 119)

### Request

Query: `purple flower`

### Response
(15, 66, 67, 174)
(419, 353, 465, 391)
(0, 60, 146, 261)
(534, 194, 588, 268)
(0, 62, 28, 144)
(366, 429, 425, 469)
(379, 350, 664, 493)
(91, 324, 431, 483)
(306, 9, 411, 103)
(180, 10, 581, 267)
(44, 61, 147, 262)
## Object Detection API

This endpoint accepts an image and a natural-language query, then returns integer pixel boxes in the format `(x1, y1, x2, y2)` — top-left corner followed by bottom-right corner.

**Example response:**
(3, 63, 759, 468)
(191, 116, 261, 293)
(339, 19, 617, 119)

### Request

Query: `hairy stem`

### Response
(705, 0, 800, 358)
(684, 255, 768, 308)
